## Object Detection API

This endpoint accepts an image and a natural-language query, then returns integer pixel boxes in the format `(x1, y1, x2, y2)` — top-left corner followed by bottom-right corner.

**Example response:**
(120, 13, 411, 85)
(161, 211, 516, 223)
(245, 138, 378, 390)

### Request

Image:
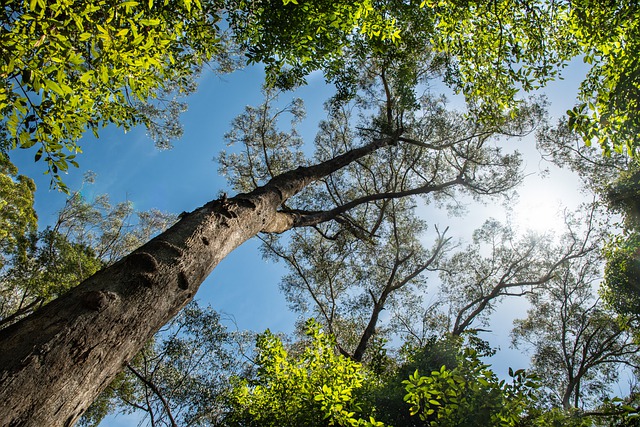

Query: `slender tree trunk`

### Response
(562, 376, 579, 411)
(352, 296, 384, 362)
(0, 137, 392, 426)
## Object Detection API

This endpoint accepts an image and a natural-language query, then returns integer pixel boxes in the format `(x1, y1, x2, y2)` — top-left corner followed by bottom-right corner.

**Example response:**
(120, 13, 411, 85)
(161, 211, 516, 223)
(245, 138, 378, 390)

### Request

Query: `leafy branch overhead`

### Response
(234, 0, 638, 158)
(0, 0, 221, 189)
(1, 0, 640, 425)
(2, 0, 638, 193)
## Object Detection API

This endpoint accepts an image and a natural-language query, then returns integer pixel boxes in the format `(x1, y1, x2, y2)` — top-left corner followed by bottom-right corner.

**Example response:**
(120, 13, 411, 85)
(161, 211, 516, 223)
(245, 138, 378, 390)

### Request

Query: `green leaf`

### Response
(45, 79, 65, 95)
(139, 19, 160, 26)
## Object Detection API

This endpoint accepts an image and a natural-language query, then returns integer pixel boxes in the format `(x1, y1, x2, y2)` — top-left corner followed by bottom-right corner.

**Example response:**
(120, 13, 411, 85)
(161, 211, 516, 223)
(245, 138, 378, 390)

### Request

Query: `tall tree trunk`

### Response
(0, 137, 392, 426)
(562, 376, 579, 411)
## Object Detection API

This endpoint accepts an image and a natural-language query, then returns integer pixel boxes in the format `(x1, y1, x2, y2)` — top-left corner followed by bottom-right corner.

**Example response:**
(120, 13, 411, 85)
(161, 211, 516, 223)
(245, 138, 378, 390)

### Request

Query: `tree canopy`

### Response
(1, 0, 222, 189)
(2, 0, 639, 193)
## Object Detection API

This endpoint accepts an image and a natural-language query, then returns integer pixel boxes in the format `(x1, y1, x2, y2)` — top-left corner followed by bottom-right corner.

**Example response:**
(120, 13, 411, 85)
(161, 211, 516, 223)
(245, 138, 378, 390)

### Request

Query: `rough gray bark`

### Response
(0, 136, 392, 426)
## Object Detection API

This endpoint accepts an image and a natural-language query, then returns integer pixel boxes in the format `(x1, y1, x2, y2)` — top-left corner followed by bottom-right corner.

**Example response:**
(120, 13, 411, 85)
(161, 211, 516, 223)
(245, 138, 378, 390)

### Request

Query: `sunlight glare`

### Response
(512, 197, 564, 234)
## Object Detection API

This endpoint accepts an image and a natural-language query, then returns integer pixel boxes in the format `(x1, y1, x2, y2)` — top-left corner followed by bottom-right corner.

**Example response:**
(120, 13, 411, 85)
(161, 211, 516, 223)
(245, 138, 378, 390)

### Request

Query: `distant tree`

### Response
(600, 167, 640, 326)
(81, 301, 245, 427)
(0, 184, 175, 328)
(219, 67, 541, 361)
(259, 197, 451, 363)
(511, 241, 640, 412)
(0, 227, 103, 328)
(433, 209, 600, 338)
(535, 112, 640, 338)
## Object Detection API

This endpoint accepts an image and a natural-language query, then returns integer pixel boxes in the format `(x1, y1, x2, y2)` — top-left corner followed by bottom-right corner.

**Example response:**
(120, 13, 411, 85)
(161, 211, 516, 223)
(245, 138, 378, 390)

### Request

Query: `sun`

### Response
(512, 197, 564, 234)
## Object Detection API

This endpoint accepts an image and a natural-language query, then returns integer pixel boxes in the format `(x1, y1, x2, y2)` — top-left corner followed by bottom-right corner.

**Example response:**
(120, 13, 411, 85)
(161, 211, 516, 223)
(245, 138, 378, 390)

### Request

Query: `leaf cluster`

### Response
(566, 1, 640, 157)
(403, 347, 540, 427)
(226, 319, 385, 426)
(1, 0, 221, 189)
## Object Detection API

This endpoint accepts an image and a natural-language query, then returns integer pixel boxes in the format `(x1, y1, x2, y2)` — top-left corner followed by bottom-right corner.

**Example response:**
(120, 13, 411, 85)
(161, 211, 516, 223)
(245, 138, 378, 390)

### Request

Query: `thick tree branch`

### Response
(264, 177, 464, 233)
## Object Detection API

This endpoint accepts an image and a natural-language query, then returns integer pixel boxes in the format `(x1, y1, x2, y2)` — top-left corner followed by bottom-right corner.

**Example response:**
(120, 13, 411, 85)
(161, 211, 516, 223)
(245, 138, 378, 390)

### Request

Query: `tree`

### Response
(0, 183, 176, 328)
(1, 0, 223, 189)
(535, 111, 640, 338)
(433, 208, 600, 338)
(0, 84, 537, 425)
(511, 241, 640, 412)
(219, 77, 543, 361)
(226, 319, 385, 427)
(0, 1, 613, 423)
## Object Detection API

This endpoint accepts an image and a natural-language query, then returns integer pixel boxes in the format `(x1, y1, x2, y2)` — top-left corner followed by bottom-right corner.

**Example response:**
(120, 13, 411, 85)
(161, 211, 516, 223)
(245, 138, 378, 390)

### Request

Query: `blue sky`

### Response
(8, 56, 593, 425)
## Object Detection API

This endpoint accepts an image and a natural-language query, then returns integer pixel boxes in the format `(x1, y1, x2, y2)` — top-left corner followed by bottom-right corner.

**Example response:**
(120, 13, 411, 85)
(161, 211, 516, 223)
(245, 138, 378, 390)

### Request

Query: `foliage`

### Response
(230, 1, 574, 116)
(365, 335, 472, 427)
(403, 346, 539, 427)
(417, 0, 575, 119)
(601, 167, 640, 322)
(0, 0, 221, 189)
(226, 319, 385, 427)
(232, 1, 638, 158)
(226, 0, 400, 89)
(603, 232, 640, 321)
(0, 153, 36, 270)
(566, 1, 640, 157)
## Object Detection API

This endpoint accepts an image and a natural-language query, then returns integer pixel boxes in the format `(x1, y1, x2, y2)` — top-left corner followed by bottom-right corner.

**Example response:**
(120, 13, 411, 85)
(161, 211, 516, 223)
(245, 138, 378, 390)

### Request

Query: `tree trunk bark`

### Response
(562, 376, 578, 411)
(0, 137, 392, 426)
